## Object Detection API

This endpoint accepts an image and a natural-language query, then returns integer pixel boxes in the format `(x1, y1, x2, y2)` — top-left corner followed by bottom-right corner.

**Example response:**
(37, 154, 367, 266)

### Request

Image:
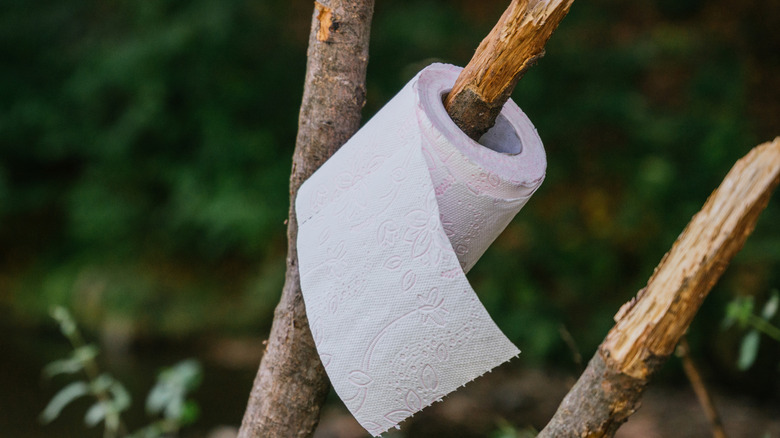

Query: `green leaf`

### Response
(40, 381, 90, 423)
(145, 381, 175, 415)
(146, 359, 202, 418)
(164, 395, 183, 421)
(91, 374, 112, 392)
(761, 290, 779, 320)
(42, 345, 98, 378)
(180, 400, 200, 425)
(73, 345, 99, 363)
(109, 380, 132, 413)
(81, 374, 132, 428)
(50, 306, 77, 338)
(84, 401, 107, 427)
(43, 358, 83, 379)
(723, 296, 753, 329)
(128, 424, 164, 438)
(737, 330, 761, 371)
(490, 421, 538, 438)
(161, 359, 203, 390)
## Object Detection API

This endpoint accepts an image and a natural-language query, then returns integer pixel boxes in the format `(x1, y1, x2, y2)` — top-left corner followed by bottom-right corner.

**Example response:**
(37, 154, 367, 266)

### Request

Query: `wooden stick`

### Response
(677, 337, 729, 438)
(559, 324, 584, 370)
(238, 1, 375, 437)
(444, 0, 574, 140)
(539, 138, 780, 437)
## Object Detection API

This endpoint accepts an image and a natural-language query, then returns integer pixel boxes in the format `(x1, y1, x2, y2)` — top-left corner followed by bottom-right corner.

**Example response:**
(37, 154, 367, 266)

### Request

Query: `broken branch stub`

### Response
(539, 137, 780, 437)
(444, 0, 574, 140)
(603, 137, 780, 380)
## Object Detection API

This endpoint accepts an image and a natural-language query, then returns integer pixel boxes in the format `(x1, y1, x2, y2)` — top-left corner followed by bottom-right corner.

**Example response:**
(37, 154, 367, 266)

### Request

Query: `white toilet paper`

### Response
(296, 63, 546, 436)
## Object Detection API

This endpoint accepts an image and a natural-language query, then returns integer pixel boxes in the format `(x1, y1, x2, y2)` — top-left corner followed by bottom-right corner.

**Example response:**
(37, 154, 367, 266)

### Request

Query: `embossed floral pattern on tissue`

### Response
(296, 63, 545, 436)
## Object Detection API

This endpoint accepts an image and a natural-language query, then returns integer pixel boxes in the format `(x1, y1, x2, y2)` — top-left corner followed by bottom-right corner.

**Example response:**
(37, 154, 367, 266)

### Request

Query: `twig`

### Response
(559, 324, 583, 371)
(444, 0, 574, 140)
(748, 313, 780, 341)
(676, 337, 728, 438)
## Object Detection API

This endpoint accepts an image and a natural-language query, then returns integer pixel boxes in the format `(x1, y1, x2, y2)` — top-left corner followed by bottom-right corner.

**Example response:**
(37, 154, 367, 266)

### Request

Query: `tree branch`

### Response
(539, 137, 780, 437)
(237, 1, 375, 437)
(443, 0, 574, 140)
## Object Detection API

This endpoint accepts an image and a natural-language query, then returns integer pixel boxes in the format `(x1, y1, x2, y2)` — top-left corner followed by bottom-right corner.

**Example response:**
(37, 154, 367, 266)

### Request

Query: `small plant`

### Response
(41, 306, 202, 438)
(130, 360, 202, 438)
(490, 419, 538, 438)
(722, 289, 780, 370)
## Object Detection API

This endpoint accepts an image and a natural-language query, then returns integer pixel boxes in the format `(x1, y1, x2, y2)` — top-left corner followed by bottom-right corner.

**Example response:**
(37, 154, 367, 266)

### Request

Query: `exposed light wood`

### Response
(602, 138, 780, 379)
(443, 0, 574, 140)
(539, 138, 780, 437)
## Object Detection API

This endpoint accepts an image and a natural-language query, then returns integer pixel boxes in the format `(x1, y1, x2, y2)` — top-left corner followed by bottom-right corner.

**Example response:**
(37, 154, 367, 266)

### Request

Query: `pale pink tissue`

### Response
(295, 63, 546, 436)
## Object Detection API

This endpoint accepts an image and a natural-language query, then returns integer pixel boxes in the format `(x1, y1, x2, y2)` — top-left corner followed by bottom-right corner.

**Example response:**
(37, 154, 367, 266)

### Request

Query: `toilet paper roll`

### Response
(296, 63, 546, 435)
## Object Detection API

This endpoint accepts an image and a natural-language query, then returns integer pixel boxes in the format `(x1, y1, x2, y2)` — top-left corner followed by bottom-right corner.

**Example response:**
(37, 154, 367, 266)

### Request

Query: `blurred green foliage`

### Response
(723, 290, 780, 371)
(41, 307, 202, 438)
(1, 0, 778, 388)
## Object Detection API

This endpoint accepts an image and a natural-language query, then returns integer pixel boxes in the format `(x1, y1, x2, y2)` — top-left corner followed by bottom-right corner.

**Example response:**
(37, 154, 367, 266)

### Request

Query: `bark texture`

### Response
(443, 0, 574, 140)
(237, 1, 375, 437)
(539, 137, 780, 438)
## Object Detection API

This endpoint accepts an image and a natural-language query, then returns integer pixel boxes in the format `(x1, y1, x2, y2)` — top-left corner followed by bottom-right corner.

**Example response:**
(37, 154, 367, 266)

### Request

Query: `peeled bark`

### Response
(443, 0, 574, 140)
(539, 138, 780, 437)
(237, 1, 374, 437)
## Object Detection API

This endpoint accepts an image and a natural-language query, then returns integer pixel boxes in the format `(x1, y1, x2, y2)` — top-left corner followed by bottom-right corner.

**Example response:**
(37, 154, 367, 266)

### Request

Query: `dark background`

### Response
(1, 0, 778, 437)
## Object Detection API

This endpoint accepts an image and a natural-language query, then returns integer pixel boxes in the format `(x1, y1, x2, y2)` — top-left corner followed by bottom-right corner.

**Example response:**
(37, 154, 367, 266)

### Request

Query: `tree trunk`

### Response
(237, 1, 375, 437)
(539, 137, 780, 437)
